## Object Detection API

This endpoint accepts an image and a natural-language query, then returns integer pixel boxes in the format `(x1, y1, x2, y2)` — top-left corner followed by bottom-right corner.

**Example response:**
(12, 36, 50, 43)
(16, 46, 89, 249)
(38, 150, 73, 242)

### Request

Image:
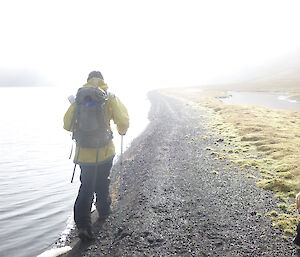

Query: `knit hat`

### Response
(87, 71, 103, 81)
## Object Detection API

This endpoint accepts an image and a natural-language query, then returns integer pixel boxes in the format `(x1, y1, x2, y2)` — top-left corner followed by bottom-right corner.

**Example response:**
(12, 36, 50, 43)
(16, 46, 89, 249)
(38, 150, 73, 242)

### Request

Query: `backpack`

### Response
(72, 86, 112, 148)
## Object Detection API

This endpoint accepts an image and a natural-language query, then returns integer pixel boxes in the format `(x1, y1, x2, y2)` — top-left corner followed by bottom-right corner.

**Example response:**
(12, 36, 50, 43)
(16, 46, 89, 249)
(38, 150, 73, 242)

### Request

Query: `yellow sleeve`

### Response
(63, 104, 75, 131)
(110, 96, 129, 135)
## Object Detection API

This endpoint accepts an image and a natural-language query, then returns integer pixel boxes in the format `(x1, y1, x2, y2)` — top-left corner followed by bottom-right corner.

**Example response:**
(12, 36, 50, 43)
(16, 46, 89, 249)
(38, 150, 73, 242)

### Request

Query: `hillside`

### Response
(204, 49, 300, 98)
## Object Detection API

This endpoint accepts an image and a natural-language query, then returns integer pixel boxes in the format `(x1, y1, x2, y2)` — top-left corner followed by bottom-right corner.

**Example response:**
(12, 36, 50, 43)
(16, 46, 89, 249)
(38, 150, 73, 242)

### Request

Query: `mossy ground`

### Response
(163, 87, 300, 237)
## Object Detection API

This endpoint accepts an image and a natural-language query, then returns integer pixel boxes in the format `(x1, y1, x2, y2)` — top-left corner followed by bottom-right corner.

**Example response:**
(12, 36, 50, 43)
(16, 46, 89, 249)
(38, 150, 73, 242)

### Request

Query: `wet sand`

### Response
(62, 90, 299, 257)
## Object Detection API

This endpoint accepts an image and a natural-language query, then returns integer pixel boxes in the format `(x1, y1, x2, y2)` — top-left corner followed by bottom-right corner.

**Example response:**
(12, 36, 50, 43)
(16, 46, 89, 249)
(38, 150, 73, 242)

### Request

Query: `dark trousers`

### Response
(74, 159, 113, 229)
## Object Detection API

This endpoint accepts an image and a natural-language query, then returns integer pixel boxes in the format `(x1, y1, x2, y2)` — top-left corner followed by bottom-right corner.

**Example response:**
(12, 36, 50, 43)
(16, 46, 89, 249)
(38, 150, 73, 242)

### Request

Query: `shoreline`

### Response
(53, 90, 299, 256)
(37, 90, 151, 257)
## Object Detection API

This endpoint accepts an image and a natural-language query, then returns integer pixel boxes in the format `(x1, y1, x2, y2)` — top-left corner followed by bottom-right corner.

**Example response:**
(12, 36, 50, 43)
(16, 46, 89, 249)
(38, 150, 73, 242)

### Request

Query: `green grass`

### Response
(165, 87, 300, 238)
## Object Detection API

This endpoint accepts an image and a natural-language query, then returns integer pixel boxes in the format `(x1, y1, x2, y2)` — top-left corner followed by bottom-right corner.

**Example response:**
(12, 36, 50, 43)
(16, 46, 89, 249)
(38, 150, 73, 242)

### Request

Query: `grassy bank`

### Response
(164, 87, 300, 237)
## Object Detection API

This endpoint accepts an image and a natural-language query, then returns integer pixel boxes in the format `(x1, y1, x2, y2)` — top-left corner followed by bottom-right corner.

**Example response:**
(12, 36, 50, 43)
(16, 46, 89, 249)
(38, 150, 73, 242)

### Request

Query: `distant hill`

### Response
(0, 69, 47, 87)
(209, 49, 300, 94)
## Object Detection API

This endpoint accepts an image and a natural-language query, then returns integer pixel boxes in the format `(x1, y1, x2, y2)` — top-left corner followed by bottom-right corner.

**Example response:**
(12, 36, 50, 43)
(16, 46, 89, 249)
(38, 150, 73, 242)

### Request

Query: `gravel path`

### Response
(66, 91, 299, 257)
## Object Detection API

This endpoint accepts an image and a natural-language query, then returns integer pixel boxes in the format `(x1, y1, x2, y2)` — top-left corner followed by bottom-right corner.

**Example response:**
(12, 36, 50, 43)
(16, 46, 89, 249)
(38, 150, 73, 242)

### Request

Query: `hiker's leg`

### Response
(74, 165, 96, 229)
(95, 159, 113, 216)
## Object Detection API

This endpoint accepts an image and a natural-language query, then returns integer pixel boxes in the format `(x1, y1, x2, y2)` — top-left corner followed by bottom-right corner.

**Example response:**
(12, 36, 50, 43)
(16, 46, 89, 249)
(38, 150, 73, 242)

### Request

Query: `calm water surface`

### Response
(222, 91, 300, 111)
(0, 86, 149, 257)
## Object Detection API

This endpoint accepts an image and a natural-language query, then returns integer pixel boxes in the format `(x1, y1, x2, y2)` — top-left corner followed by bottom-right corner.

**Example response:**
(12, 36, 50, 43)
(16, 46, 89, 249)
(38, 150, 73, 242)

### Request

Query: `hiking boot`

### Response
(78, 228, 95, 242)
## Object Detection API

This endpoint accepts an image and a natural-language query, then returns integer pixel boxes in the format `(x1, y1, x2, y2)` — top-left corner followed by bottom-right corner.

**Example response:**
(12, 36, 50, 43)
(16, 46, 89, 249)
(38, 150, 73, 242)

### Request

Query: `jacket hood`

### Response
(84, 79, 108, 91)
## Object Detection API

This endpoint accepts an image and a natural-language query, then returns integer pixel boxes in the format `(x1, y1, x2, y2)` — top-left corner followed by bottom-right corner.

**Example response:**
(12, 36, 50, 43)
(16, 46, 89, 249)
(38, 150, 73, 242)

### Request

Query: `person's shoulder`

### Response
(106, 92, 117, 108)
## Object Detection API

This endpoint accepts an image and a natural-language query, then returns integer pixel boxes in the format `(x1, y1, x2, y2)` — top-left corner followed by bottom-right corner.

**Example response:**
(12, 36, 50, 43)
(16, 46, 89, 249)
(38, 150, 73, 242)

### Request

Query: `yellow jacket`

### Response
(63, 79, 129, 164)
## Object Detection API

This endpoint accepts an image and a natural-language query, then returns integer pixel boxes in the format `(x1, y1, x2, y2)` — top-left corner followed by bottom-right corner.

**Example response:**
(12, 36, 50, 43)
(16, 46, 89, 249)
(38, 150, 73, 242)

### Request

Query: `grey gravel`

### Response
(66, 91, 300, 257)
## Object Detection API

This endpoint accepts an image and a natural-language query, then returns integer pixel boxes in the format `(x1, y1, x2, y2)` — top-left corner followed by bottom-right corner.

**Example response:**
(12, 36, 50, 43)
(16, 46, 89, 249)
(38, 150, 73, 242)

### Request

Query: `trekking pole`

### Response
(71, 164, 76, 183)
(119, 135, 124, 226)
(71, 147, 80, 183)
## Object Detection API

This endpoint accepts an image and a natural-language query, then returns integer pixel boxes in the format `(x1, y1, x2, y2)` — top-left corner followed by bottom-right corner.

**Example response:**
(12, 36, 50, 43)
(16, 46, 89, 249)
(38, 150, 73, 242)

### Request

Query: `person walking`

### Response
(63, 71, 129, 241)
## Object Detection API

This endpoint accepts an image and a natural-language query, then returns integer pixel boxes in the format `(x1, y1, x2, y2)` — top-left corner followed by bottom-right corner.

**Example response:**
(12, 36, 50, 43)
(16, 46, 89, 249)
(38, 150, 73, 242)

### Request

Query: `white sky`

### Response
(1, 0, 300, 91)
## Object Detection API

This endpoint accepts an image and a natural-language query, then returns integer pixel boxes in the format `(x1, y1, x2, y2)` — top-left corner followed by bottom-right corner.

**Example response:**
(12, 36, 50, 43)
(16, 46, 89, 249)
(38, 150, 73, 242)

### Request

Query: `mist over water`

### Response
(0, 86, 149, 257)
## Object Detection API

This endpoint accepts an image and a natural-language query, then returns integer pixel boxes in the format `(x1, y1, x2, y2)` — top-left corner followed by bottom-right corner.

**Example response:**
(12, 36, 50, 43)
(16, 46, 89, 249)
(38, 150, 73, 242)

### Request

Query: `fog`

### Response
(0, 69, 48, 87)
(1, 0, 300, 90)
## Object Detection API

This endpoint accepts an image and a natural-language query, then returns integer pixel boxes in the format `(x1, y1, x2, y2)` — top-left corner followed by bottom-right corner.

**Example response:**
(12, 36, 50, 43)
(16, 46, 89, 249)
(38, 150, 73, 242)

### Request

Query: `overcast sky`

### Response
(1, 0, 300, 90)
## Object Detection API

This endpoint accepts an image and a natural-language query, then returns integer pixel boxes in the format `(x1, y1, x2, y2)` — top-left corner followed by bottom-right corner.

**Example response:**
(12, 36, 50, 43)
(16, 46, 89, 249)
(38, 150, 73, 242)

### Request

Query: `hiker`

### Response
(63, 71, 129, 241)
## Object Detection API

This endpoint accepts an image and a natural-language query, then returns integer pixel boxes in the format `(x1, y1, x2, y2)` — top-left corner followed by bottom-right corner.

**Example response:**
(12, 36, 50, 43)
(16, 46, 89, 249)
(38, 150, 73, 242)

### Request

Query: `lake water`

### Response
(0, 86, 150, 257)
(221, 91, 300, 111)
